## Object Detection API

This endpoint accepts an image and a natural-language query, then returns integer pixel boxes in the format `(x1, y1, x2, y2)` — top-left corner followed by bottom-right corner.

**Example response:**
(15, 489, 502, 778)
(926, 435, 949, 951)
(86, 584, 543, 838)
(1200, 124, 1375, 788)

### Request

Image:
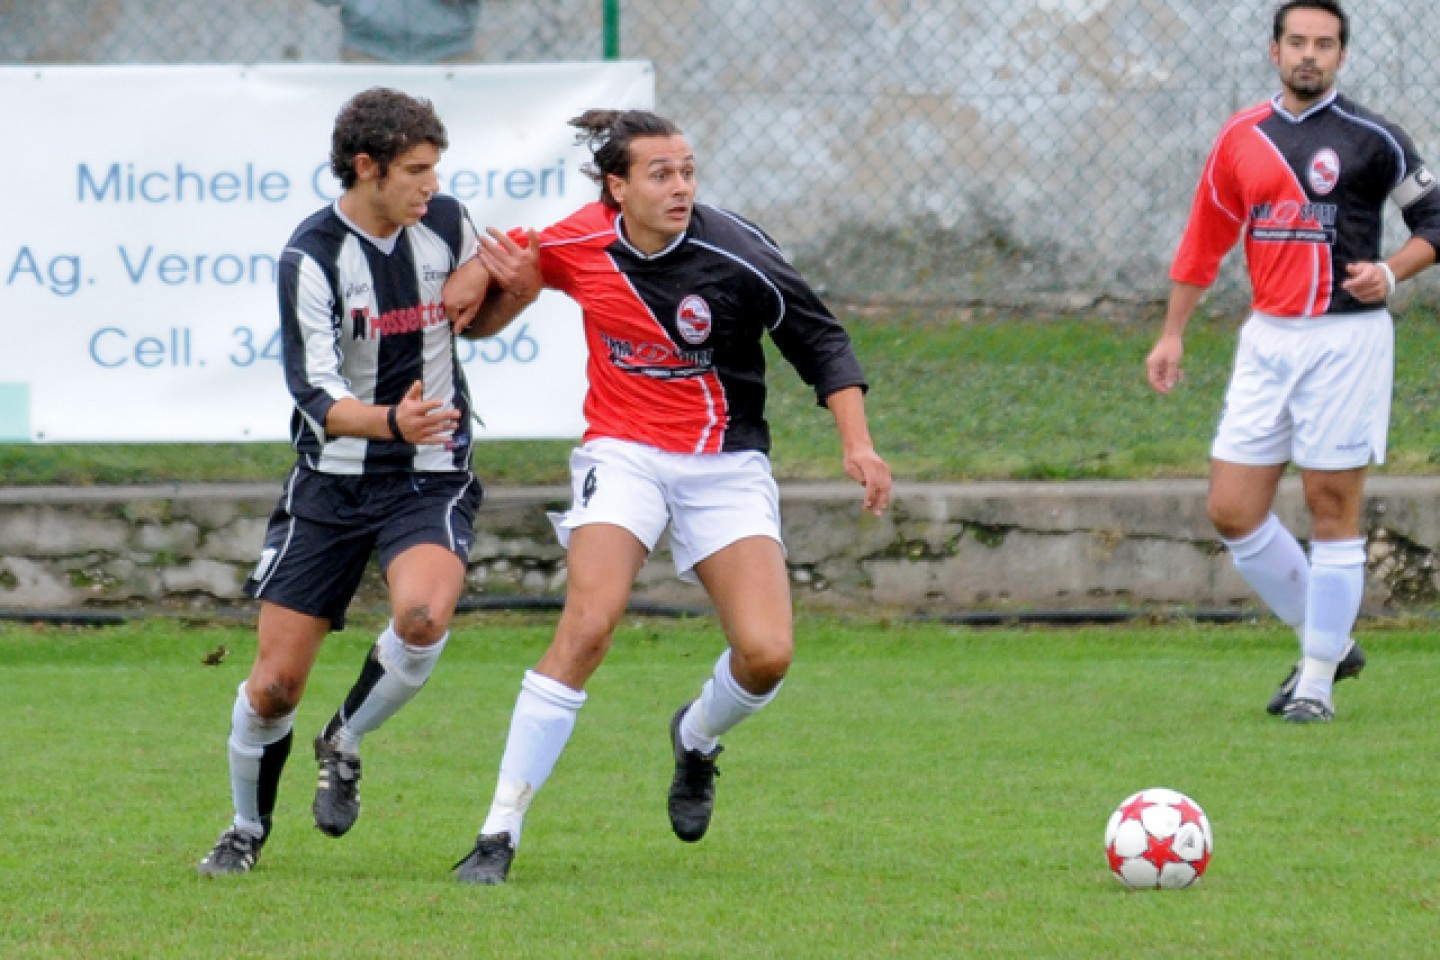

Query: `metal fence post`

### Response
(602, 0, 620, 59)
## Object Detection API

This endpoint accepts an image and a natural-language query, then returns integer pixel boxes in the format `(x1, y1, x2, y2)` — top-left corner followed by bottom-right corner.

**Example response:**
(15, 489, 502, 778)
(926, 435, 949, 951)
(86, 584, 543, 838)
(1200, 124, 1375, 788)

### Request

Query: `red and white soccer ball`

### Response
(1104, 787, 1213, 889)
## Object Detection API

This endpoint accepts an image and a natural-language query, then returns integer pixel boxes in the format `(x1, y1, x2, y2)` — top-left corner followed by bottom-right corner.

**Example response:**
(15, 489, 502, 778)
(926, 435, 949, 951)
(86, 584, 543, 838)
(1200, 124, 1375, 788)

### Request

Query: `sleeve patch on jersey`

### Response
(1393, 166, 1436, 208)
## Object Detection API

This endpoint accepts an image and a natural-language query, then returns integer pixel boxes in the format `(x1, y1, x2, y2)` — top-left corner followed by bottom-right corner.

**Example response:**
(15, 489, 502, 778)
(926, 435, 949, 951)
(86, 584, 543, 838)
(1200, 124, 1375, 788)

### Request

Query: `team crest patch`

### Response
(676, 294, 713, 345)
(1308, 148, 1340, 195)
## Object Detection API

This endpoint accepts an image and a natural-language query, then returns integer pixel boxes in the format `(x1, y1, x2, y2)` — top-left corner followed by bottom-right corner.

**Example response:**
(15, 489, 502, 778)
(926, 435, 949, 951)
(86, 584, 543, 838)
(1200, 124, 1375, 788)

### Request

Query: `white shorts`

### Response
(1211, 309, 1393, 469)
(548, 437, 783, 584)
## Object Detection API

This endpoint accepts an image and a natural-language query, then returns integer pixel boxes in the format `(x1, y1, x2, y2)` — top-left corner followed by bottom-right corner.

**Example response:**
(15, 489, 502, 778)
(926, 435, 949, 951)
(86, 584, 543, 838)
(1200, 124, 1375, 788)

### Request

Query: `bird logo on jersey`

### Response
(1308, 149, 1341, 196)
(676, 294, 713, 345)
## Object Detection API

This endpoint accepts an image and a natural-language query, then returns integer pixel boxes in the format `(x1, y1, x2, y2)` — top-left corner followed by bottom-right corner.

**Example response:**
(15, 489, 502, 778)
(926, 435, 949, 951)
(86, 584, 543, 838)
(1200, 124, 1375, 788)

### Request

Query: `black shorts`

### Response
(244, 466, 483, 630)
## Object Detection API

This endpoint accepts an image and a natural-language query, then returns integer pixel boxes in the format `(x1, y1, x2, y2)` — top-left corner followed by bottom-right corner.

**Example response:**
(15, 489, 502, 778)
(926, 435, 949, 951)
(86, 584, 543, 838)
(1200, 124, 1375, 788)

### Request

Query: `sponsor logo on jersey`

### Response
(676, 294, 713, 345)
(1248, 199, 1337, 244)
(601, 334, 713, 378)
(348, 302, 448, 340)
(1250, 201, 1337, 225)
(1308, 148, 1340, 195)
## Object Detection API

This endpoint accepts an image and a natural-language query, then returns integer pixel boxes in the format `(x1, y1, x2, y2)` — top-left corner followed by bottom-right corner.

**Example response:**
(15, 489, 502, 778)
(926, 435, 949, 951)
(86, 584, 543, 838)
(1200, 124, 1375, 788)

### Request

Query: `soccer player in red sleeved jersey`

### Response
(447, 109, 892, 883)
(1146, 1, 1440, 723)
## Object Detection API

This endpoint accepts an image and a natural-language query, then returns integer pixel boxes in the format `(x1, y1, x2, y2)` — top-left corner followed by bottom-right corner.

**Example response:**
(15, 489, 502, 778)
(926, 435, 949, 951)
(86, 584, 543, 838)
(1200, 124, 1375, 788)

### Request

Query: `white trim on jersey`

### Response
(1330, 103, 1407, 192)
(292, 252, 350, 406)
(689, 238, 787, 331)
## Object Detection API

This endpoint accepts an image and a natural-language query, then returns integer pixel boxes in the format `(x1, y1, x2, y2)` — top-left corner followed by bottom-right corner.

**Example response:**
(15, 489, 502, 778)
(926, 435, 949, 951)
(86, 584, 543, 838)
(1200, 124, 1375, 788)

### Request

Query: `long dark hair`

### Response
(569, 109, 683, 209)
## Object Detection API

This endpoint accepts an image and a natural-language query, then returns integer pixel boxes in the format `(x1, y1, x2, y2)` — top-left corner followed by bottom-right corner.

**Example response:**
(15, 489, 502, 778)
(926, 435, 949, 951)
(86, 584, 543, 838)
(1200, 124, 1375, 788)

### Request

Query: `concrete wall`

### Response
(3, 478, 1438, 618)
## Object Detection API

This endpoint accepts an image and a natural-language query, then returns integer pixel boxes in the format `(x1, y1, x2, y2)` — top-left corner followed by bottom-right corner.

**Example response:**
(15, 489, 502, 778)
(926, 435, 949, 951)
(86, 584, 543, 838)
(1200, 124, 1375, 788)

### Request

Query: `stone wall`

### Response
(3, 478, 1438, 618)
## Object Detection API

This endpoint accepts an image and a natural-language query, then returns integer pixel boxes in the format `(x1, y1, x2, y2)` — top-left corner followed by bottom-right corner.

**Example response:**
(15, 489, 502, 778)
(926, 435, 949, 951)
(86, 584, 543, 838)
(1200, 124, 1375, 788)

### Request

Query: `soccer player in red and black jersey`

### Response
(445, 109, 892, 883)
(1146, 1, 1440, 724)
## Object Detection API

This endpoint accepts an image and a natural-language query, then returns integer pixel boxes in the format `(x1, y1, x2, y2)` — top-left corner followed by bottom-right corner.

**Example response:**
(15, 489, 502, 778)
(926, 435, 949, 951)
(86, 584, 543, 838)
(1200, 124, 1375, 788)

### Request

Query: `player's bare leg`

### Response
(666, 536, 793, 842)
(199, 603, 327, 876)
(456, 524, 647, 884)
(315, 545, 465, 836)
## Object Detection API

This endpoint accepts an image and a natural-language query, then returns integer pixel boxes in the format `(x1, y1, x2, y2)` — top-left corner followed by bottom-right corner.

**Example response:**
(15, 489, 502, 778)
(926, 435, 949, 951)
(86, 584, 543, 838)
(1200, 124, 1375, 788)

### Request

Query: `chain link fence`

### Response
(5, 0, 1438, 312)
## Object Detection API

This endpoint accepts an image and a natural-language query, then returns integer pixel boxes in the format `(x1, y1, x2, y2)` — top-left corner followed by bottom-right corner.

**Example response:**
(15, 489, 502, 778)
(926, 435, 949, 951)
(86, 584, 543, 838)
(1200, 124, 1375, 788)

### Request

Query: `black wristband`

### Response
(386, 405, 404, 442)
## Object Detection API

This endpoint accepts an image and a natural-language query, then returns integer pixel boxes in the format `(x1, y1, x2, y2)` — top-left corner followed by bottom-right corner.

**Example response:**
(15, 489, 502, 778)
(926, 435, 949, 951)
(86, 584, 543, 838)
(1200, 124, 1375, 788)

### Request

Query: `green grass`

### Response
(3, 614, 1438, 958)
(7, 307, 1440, 485)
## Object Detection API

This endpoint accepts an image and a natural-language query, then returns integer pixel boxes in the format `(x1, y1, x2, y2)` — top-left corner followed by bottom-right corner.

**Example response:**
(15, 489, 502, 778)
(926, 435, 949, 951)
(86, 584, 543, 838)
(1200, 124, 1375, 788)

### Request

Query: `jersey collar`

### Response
(613, 212, 688, 260)
(332, 201, 401, 255)
(1270, 88, 1338, 123)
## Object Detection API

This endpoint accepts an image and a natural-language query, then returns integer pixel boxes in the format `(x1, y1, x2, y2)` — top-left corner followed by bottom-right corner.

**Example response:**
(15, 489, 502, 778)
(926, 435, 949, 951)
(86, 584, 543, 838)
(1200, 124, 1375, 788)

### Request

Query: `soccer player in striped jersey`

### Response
(444, 109, 892, 884)
(1146, 1, 1440, 723)
(199, 88, 523, 876)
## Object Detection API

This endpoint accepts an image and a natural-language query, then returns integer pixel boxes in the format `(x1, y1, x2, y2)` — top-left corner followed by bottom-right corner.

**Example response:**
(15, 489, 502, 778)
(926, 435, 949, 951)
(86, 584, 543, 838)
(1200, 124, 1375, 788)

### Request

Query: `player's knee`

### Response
(252, 676, 304, 717)
(1206, 497, 1258, 541)
(734, 635, 792, 691)
(555, 604, 620, 663)
(393, 604, 450, 647)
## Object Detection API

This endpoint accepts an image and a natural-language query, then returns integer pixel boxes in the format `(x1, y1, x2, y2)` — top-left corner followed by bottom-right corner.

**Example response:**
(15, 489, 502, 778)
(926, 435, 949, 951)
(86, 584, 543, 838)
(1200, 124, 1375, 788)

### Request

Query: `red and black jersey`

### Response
(527, 201, 866, 454)
(1172, 91, 1440, 317)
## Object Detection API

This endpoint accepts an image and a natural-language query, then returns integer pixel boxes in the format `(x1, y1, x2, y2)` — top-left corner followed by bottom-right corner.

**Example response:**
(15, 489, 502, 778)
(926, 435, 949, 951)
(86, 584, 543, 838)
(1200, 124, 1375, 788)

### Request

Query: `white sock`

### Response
(1294, 539, 1366, 705)
(479, 670, 587, 846)
(334, 625, 447, 752)
(1222, 514, 1308, 639)
(228, 682, 293, 835)
(679, 649, 781, 755)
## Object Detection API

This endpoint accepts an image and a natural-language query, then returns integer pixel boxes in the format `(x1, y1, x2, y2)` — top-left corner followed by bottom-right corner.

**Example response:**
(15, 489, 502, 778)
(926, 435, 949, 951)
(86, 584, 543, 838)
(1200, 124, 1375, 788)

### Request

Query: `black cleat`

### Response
(1266, 641, 1366, 716)
(313, 734, 361, 837)
(454, 832, 516, 885)
(667, 704, 722, 843)
(197, 825, 267, 877)
(1282, 697, 1335, 723)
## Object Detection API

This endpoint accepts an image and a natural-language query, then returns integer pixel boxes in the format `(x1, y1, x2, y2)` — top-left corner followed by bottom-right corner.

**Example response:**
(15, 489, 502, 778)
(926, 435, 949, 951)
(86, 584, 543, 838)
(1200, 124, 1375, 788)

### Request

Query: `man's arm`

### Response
(456, 227, 544, 340)
(324, 380, 459, 444)
(1146, 280, 1206, 395)
(443, 257, 491, 335)
(1341, 237, 1438, 303)
(824, 385, 892, 516)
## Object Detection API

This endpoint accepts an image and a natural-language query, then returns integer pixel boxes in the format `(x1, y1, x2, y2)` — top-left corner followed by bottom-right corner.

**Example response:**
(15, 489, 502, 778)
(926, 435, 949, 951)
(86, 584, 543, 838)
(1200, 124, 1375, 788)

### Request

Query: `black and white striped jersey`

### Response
(277, 195, 479, 474)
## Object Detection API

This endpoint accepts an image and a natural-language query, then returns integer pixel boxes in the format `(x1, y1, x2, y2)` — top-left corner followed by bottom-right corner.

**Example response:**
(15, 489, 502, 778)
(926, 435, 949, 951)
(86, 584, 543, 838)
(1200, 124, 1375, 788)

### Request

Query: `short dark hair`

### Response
(330, 87, 448, 190)
(1273, 0, 1349, 48)
(569, 109, 683, 209)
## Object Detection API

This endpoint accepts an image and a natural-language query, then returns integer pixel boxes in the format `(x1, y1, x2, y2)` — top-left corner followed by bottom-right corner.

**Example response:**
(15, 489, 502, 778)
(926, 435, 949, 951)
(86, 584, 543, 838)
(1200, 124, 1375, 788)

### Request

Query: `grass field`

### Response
(5, 307, 1440, 486)
(3, 614, 1437, 958)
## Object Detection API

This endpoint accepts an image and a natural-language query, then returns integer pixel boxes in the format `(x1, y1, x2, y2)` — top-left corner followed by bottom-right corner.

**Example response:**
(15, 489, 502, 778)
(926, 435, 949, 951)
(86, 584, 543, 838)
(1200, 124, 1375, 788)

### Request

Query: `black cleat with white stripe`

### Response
(312, 734, 362, 837)
(198, 822, 268, 877)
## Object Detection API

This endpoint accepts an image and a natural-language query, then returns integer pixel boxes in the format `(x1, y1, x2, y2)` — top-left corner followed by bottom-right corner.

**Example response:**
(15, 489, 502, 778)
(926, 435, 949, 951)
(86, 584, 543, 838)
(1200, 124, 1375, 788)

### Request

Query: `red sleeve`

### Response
(1170, 124, 1247, 288)
(513, 202, 616, 295)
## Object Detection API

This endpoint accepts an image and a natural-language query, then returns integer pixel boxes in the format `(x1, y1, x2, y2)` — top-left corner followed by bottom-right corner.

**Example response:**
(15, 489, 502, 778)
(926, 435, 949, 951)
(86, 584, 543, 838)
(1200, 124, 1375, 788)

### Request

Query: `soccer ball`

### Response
(1104, 787, 1213, 889)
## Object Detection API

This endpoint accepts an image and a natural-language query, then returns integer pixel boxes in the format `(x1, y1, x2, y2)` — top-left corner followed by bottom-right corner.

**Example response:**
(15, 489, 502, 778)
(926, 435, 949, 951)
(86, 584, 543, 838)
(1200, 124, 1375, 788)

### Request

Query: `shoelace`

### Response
(681, 749, 722, 789)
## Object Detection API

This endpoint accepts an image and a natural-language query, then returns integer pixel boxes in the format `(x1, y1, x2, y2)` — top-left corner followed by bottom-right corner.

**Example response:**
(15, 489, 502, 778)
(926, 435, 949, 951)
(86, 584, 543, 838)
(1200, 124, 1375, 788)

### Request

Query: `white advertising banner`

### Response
(0, 63, 655, 442)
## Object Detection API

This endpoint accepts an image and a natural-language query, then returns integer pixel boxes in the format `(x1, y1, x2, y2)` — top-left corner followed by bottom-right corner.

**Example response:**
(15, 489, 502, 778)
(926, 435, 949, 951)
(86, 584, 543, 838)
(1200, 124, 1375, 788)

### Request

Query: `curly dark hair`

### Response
(568, 109, 683, 209)
(330, 87, 448, 190)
